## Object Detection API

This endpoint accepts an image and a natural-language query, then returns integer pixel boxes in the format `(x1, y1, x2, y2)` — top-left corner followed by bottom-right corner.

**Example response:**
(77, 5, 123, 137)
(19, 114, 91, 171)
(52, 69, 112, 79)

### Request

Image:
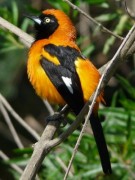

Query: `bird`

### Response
(26, 9, 112, 174)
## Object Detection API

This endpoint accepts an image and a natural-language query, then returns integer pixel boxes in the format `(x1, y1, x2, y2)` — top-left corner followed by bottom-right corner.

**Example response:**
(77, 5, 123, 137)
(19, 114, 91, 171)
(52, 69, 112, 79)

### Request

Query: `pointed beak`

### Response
(25, 14, 42, 25)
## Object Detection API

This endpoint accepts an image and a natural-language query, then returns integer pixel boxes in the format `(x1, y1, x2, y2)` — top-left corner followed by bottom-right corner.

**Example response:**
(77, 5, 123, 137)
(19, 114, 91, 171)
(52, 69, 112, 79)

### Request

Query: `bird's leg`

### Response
(46, 105, 70, 126)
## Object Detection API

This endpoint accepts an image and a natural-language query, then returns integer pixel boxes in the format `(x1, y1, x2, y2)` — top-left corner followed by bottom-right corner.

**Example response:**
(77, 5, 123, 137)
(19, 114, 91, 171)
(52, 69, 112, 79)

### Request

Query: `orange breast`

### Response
(27, 40, 65, 105)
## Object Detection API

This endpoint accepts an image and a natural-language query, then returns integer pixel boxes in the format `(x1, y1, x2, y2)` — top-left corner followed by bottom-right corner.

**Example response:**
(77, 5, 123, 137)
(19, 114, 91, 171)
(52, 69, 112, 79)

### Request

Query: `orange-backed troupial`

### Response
(26, 9, 112, 174)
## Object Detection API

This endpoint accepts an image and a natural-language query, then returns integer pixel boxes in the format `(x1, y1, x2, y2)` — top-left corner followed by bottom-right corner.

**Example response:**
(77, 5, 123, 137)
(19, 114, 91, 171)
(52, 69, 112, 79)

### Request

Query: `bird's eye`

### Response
(44, 18, 51, 23)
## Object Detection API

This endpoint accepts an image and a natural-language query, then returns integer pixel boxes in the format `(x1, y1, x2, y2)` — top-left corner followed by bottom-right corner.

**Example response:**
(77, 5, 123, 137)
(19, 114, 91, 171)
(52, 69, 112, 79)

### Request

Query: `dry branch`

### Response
(0, 151, 23, 174)
(0, 94, 40, 141)
(63, 0, 124, 40)
(0, 17, 33, 47)
(0, 102, 24, 148)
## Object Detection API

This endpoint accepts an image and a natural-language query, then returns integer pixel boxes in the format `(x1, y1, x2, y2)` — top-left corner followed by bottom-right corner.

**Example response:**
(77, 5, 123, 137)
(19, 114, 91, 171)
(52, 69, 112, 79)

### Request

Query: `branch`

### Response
(0, 17, 33, 47)
(0, 150, 23, 175)
(43, 100, 54, 115)
(124, 0, 135, 20)
(0, 102, 24, 148)
(64, 112, 90, 180)
(0, 94, 40, 141)
(56, 156, 73, 177)
(63, 0, 124, 40)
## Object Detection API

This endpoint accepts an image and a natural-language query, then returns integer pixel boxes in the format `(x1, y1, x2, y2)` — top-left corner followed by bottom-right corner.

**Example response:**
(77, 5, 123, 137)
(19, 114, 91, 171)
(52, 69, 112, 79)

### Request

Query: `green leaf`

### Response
(117, 75, 135, 100)
(20, 18, 32, 32)
(13, 148, 33, 155)
(81, 0, 107, 5)
(47, 0, 70, 14)
(11, 1, 18, 25)
(119, 99, 135, 110)
(95, 13, 117, 22)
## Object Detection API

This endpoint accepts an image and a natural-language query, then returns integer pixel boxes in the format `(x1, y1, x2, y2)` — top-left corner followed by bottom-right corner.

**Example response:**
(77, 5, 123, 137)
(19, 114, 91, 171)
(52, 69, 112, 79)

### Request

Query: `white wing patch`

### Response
(62, 76, 73, 94)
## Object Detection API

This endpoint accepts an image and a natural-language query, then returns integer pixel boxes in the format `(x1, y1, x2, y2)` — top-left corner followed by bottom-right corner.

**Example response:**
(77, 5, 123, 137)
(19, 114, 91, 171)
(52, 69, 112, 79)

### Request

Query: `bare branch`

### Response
(0, 150, 42, 180)
(124, 0, 135, 20)
(56, 156, 73, 177)
(64, 115, 90, 180)
(63, 0, 124, 40)
(0, 102, 24, 148)
(43, 100, 54, 115)
(0, 94, 40, 141)
(0, 17, 34, 47)
(0, 150, 23, 174)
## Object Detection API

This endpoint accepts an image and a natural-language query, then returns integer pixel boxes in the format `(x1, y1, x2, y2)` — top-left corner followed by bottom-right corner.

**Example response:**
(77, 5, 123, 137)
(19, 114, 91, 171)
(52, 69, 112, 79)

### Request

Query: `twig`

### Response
(0, 150, 41, 180)
(0, 150, 23, 174)
(0, 16, 34, 47)
(63, 0, 124, 40)
(64, 112, 90, 180)
(0, 102, 24, 149)
(56, 156, 73, 177)
(124, 0, 135, 20)
(0, 93, 40, 141)
(43, 100, 54, 115)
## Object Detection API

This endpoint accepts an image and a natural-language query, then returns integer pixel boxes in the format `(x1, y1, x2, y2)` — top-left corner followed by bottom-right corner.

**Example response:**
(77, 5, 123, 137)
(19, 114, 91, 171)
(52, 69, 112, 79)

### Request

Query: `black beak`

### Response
(24, 14, 42, 25)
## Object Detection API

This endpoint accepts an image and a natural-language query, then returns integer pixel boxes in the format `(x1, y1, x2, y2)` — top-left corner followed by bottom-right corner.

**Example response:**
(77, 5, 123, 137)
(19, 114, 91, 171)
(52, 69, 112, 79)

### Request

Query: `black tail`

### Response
(90, 113, 112, 174)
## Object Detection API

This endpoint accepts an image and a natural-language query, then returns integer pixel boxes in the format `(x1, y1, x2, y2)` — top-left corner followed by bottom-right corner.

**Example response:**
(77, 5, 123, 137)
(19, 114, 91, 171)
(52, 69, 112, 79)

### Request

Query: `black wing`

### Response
(40, 44, 85, 114)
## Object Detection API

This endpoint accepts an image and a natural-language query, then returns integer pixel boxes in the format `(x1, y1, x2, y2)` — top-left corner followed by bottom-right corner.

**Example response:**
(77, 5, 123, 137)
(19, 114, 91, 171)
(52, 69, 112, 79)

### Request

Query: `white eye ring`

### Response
(45, 18, 50, 23)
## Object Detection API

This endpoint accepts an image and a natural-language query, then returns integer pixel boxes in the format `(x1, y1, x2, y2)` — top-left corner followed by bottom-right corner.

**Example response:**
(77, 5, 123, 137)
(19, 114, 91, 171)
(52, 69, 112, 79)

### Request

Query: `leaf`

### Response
(13, 148, 33, 155)
(47, 0, 70, 14)
(119, 99, 135, 110)
(117, 75, 135, 100)
(20, 18, 32, 31)
(81, 0, 107, 5)
(11, 1, 18, 25)
(95, 13, 117, 22)
(83, 44, 95, 57)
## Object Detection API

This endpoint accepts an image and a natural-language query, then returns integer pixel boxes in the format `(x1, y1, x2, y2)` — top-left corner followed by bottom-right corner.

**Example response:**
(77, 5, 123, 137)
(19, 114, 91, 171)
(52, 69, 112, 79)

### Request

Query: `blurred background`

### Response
(0, 0, 135, 179)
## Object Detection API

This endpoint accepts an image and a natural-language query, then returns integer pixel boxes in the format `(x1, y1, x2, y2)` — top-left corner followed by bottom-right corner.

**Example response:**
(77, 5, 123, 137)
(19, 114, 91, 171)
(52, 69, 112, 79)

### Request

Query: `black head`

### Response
(26, 13, 59, 40)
